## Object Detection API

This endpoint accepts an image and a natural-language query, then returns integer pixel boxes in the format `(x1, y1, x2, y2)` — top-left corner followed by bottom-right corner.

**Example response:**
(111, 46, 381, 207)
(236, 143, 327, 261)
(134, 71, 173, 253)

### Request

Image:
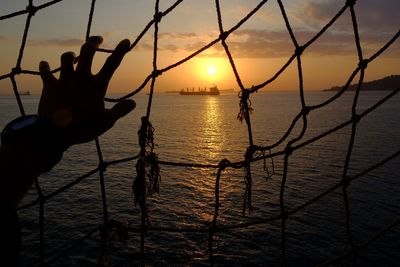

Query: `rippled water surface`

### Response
(1, 91, 399, 266)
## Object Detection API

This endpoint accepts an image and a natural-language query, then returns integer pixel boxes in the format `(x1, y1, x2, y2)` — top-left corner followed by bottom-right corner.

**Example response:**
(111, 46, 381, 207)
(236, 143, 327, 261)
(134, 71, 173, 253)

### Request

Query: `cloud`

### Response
(137, 28, 399, 59)
(150, 28, 398, 58)
(298, 0, 400, 33)
(138, 32, 212, 53)
(150, 0, 400, 60)
(28, 37, 83, 47)
(162, 44, 180, 52)
(132, 13, 400, 59)
(224, 29, 399, 58)
(184, 41, 210, 52)
(159, 32, 198, 39)
(137, 42, 153, 51)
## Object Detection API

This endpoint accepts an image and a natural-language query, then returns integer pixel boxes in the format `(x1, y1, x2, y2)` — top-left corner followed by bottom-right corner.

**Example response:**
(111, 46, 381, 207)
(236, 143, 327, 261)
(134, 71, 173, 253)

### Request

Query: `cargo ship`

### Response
(179, 85, 220, 95)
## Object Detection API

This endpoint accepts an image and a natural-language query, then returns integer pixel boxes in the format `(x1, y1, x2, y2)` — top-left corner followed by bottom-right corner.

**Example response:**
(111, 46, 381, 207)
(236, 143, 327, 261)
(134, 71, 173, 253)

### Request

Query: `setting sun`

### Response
(207, 66, 217, 76)
(193, 58, 231, 86)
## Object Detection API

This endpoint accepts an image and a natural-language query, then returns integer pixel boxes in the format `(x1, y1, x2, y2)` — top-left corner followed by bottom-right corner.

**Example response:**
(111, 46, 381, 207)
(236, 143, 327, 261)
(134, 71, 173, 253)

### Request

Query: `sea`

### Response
(0, 91, 399, 266)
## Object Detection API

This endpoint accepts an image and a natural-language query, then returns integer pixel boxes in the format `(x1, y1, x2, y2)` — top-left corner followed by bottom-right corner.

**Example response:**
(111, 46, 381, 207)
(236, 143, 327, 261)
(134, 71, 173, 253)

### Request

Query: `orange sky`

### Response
(0, 0, 399, 95)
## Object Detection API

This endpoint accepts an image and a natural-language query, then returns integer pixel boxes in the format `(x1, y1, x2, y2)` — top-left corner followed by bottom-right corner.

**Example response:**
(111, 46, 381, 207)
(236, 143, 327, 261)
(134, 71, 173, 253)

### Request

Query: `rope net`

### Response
(1, 0, 399, 265)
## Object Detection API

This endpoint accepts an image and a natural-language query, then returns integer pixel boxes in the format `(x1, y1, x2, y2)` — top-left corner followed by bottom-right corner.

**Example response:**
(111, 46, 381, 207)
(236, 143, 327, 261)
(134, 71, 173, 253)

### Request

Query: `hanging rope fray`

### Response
(237, 89, 254, 122)
(237, 90, 255, 215)
(242, 146, 254, 215)
(138, 116, 156, 150)
(132, 117, 161, 213)
(254, 149, 275, 180)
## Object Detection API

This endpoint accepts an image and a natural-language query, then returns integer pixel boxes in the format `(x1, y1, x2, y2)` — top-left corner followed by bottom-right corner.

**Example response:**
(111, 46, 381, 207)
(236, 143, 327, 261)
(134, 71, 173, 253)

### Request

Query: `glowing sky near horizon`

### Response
(0, 0, 399, 94)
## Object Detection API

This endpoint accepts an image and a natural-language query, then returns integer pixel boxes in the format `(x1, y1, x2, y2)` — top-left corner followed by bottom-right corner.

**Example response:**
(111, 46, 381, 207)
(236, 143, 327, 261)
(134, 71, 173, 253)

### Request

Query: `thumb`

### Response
(112, 99, 136, 118)
(105, 99, 136, 127)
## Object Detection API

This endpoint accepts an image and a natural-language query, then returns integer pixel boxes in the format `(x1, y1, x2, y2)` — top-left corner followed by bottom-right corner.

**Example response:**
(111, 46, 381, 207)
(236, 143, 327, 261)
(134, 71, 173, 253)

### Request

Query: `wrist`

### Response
(1, 115, 69, 173)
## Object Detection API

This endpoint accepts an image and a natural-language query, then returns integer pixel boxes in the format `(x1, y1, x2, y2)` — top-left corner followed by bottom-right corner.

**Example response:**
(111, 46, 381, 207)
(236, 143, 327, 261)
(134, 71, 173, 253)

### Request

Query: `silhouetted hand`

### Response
(38, 36, 135, 147)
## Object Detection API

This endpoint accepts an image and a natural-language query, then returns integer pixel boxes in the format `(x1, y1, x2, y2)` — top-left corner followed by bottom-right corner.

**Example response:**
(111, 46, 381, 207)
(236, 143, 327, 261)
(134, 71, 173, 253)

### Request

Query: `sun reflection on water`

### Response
(192, 96, 225, 222)
(199, 96, 223, 161)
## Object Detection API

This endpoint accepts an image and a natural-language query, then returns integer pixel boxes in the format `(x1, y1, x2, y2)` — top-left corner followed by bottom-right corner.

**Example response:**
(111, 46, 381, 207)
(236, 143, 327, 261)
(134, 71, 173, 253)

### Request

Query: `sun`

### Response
(194, 58, 228, 84)
(207, 66, 217, 76)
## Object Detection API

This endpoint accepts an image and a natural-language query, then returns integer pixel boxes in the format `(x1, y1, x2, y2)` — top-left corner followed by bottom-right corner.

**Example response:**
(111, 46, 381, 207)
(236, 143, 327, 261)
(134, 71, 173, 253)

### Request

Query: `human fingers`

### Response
(98, 39, 130, 87)
(39, 61, 57, 86)
(76, 36, 103, 75)
(38, 61, 57, 117)
(60, 52, 75, 82)
(103, 99, 136, 129)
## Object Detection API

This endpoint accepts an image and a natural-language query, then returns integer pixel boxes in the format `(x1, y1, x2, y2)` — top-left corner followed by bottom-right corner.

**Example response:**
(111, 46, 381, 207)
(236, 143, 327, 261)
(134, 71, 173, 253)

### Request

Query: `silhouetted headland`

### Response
(323, 75, 400, 91)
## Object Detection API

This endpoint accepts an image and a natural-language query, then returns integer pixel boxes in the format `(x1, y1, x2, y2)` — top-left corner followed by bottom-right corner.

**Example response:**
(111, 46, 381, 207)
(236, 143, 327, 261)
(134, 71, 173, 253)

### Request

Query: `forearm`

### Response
(0, 36, 134, 211)
(0, 144, 42, 209)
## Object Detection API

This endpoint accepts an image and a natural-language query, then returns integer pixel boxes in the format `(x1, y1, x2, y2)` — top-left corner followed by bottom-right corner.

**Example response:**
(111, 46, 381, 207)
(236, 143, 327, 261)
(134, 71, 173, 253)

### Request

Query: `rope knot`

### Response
(302, 106, 311, 116)
(295, 45, 305, 56)
(352, 113, 361, 124)
(152, 69, 162, 78)
(240, 88, 250, 100)
(218, 158, 231, 170)
(358, 59, 369, 70)
(246, 145, 257, 159)
(11, 66, 21, 76)
(99, 161, 108, 172)
(219, 31, 229, 41)
(154, 12, 163, 23)
(285, 146, 293, 156)
(26, 5, 38, 16)
(346, 0, 357, 7)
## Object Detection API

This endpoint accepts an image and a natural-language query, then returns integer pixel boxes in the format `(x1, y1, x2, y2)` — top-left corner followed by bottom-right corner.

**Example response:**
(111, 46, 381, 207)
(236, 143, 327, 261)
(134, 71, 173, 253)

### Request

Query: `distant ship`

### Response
(179, 85, 220, 95)
(20, 91, 31, 96)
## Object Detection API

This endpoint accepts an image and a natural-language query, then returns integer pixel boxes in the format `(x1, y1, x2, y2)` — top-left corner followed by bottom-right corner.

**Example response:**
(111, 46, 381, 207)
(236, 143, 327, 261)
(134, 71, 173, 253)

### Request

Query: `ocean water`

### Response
(1, 91, 399, 266)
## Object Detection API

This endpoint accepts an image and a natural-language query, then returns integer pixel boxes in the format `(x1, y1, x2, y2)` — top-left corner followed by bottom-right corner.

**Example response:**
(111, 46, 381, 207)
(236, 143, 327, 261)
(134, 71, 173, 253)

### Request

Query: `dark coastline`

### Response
(323, 75, 400, 91)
